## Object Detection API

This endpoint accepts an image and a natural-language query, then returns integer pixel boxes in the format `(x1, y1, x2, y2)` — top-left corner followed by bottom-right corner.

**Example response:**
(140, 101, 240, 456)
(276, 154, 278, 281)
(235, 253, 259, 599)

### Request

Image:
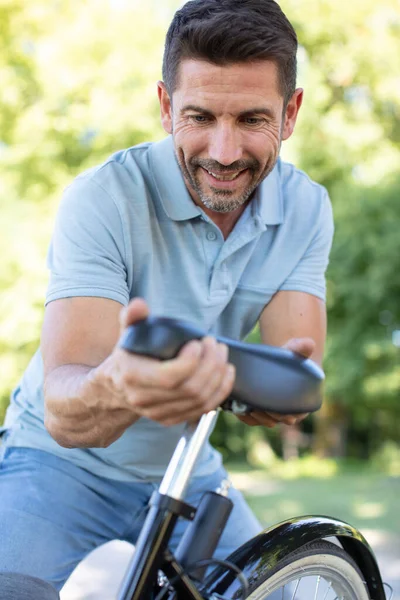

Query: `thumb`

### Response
(283, 337, 315, 359)
(119, 297, 150, 332)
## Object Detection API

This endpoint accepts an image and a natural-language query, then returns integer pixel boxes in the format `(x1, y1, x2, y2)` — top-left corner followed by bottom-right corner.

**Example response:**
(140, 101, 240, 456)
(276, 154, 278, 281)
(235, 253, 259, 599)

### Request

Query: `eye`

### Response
(189, 115, 210, 124)
(242, 117, 264, 126)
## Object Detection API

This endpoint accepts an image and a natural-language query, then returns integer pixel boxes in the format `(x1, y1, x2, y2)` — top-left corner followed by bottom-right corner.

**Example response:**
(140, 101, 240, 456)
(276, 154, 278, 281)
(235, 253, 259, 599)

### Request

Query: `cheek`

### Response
(258, 127, 281, 149)
(245, 133, 280, 166)
(173, 125, 208, 158)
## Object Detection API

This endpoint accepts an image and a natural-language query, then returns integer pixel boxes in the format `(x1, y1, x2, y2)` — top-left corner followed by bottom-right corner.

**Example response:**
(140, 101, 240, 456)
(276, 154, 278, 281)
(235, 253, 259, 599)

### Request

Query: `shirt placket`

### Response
(207, 216, 267, 300)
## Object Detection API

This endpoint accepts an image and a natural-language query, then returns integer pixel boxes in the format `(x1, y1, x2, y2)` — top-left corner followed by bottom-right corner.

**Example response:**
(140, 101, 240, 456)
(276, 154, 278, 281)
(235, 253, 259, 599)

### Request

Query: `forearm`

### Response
(44, 361, 139, 448)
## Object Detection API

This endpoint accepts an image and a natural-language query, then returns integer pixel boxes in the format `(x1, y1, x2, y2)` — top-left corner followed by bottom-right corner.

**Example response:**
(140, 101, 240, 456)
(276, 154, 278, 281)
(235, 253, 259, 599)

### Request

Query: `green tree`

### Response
(1, 0, 400, 464)
(324, 176, 400, 456)
(281, 0, 400, 459)
(0, 0, 171, 421)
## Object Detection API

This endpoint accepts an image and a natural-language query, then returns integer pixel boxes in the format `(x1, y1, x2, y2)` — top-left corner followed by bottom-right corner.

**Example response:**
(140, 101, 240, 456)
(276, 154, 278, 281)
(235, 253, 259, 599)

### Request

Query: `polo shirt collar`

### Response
(150, 136, 283, 225)
(150, 136, 201, 221)
(252, 159, 284, 225)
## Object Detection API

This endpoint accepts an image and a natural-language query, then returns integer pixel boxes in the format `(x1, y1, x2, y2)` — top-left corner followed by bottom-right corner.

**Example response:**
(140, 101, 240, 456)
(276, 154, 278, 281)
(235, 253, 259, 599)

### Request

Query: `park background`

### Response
(0, 0, 399, 597)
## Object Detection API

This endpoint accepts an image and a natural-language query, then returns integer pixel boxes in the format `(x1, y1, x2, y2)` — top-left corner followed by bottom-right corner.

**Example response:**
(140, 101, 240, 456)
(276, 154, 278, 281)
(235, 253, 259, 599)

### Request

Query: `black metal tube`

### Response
(161, 552, 206, 600)
(118, 505, 179, 600)
(174, 492, 233, 581)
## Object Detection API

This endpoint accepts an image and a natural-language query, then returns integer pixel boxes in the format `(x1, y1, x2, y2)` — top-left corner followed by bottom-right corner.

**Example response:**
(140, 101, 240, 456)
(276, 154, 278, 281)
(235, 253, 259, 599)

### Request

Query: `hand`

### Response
(237, 336, 315, 428)
(104, 298, 236, 426)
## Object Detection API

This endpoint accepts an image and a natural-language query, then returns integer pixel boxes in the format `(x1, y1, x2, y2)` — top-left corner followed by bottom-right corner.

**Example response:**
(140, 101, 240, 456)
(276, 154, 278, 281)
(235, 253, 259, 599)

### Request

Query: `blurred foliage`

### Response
(0, 0, 168, 420)
(1, 0, 400, 461)
(371, 441, 400, 477)
(230, 462, 400, 536)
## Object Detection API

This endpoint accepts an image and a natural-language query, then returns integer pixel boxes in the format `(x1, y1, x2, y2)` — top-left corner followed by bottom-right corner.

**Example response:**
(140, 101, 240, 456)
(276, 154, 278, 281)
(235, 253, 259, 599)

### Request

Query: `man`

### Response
(0, 0, 333, 591)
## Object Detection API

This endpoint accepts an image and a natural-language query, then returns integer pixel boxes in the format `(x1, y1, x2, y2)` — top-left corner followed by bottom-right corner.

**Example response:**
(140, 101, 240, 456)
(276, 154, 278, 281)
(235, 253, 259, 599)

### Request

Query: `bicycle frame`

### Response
(118, 411, 219, 600)
(117, 409, 387, 600)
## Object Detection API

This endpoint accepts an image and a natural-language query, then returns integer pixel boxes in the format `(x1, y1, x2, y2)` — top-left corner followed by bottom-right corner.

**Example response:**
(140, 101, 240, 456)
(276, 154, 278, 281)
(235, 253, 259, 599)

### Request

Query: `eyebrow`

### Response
(181, 104, 275, 119)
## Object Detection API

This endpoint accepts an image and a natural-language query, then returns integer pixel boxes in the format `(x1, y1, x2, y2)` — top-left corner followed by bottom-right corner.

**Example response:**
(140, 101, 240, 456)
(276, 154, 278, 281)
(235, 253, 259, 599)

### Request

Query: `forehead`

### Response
(173, 59, 283, 112)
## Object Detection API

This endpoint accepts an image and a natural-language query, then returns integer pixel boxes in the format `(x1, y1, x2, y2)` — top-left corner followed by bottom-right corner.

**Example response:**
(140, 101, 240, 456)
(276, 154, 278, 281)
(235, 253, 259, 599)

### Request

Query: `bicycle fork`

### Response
(117, 411, 232, 600)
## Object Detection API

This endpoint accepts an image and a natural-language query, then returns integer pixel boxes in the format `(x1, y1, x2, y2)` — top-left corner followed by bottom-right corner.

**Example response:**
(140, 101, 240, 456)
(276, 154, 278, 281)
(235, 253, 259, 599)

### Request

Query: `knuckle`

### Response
(120, 367, 141, 388)
(183, 380, 201, 397)
(163, 416, 182, 427)
(200, 394, 211, 409)
(204, 335, 217, 348)
(150, 410, 166, 423)
(159, 374, 176, 390)
(217, 342, 229, 362)
(127, 390, 146, 409)
(222, 372, 235, 394)
(186, 409, 202, 422)
(205, 399, 219, 413)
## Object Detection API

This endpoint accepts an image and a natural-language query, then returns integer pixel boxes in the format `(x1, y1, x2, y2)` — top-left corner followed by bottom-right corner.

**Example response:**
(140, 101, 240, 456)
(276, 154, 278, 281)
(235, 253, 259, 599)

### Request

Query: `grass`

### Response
(226, 459, 400, 537)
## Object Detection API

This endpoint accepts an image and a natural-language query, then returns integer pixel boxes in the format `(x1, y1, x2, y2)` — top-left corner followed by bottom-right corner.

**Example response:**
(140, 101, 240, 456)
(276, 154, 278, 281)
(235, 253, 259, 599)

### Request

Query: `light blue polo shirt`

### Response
(3, 136, 334, 481)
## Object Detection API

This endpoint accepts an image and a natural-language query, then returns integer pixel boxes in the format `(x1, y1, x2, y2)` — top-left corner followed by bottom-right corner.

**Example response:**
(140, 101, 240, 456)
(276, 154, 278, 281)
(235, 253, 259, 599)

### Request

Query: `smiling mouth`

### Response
(202, 168, 246, 181)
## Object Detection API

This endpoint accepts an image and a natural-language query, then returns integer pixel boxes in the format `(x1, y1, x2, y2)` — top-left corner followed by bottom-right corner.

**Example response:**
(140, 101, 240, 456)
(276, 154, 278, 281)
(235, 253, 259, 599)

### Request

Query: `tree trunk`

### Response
(313, 399, 348, 458)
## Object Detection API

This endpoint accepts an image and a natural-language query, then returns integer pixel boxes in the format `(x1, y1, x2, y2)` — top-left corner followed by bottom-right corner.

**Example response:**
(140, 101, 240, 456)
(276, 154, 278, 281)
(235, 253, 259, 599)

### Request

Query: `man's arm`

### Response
(237, 290, 326, 427)
(41, 296, 136, 449)
(42, 297, 235, 449)
(259, 290, 326, 365)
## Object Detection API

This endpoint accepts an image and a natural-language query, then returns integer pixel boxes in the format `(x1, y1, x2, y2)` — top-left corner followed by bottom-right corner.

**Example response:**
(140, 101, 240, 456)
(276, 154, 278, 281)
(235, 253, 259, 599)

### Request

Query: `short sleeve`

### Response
(279, 191, 334, 301)
(45, 176, 130, 306)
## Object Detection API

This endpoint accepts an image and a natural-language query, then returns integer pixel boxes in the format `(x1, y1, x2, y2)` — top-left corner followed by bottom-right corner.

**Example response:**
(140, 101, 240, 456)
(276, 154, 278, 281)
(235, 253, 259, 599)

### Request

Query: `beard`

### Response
(176, 151, 278, 214)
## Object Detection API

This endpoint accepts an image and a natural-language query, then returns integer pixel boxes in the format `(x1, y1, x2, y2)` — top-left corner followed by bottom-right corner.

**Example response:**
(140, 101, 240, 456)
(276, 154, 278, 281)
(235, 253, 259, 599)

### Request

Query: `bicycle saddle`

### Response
(119, 316, 324, 415)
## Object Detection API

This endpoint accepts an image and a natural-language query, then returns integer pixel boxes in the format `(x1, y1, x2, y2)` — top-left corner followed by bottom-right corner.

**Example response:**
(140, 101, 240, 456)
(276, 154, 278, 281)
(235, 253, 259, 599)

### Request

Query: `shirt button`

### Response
(206, 231, 217, 241)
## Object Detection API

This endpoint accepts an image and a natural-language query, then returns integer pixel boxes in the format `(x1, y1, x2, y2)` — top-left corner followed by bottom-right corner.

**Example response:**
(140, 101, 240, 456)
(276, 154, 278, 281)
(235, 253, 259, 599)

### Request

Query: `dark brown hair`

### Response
(162, 0, 298, 105)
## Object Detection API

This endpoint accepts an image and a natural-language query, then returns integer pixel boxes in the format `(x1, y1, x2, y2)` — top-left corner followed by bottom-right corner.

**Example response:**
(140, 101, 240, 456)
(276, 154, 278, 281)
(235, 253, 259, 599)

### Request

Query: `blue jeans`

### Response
(0, 447, 262, 591)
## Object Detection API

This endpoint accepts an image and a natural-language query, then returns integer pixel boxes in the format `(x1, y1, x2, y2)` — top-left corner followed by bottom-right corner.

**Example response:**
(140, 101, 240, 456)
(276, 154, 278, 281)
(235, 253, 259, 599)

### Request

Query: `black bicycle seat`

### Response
(119, 316, 324, 415)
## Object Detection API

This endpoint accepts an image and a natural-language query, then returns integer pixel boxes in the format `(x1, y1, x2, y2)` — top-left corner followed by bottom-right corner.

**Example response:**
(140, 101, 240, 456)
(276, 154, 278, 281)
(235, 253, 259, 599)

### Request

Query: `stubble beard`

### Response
(176, 150, 278, 214)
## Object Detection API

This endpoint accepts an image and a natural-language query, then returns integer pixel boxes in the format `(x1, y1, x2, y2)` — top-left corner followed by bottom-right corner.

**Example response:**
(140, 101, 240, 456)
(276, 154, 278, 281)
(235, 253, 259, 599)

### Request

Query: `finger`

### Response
(247, 411, 282, 427)
(137, 339, 232, 418)
(136, 396, 204, 424)
(163, 358, 235, 425)
(155, 340, 206, 388)
(124, 385, 190, 411)
(179, 338, 229, 404)
(201, 361, 236, 414)
(163, 357, 235, 424)
(283, 337, 315, 359)
(114, 341, 202, 391)
(282, 412, 309, 425)
(281, 416, 298, 426)
(119, 297, 150, 332)
(236, 414, 260, 426)
(295, 413, 309, 423)
(266, 411, 309, 425)
(238, 414, 279, 427)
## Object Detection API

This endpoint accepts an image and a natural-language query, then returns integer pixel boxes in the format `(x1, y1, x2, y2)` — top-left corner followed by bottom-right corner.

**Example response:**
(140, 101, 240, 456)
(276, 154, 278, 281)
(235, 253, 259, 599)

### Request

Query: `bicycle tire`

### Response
(244, 540, 370, 599)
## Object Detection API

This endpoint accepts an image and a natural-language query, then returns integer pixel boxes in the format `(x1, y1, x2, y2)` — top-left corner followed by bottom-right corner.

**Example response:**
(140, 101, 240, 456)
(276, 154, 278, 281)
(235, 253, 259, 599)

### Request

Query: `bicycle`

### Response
(0, 317, 390, 600)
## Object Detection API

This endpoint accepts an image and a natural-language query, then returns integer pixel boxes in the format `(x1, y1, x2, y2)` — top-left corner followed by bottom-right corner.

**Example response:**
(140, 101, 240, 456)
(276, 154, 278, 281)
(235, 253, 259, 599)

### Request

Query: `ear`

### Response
(281, 88, 303, 141)
(157, 81, 173, 134)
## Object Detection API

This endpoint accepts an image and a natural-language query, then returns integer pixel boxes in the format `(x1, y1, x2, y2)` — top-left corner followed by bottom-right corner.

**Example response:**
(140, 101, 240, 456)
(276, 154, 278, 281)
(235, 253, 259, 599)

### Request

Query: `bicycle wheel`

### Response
(245, 540, 370, 599)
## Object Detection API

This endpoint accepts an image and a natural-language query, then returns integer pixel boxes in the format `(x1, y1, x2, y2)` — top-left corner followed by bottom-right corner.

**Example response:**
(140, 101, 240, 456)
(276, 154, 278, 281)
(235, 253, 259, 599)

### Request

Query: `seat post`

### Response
(158, 410, 219, 501)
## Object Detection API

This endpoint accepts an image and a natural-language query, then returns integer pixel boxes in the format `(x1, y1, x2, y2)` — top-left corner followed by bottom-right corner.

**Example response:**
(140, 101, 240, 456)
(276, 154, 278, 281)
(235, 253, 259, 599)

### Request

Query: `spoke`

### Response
(322, 581, 332, 600)
(313, 576, 321, 600)
(290, 578, 301, 600)
(282, 583, 284, 600)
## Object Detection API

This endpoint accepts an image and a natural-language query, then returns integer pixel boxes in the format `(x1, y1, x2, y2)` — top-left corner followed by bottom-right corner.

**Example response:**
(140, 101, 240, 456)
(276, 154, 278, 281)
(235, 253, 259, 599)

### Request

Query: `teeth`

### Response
(207, 170, 241, 181)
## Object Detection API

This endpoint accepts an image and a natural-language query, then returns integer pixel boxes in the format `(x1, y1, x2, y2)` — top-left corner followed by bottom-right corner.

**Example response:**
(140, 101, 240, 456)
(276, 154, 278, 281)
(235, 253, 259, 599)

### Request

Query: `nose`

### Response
(208, 123, 243, 166)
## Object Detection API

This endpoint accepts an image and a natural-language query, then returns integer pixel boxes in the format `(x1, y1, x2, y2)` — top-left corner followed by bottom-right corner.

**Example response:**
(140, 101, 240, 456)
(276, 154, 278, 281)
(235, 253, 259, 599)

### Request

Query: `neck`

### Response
(200, 202, 248, 239)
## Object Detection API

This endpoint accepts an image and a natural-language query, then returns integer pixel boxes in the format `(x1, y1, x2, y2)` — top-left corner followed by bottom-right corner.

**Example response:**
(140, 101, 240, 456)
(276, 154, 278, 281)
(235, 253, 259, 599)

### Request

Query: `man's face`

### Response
(158, 59, 302, 214)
